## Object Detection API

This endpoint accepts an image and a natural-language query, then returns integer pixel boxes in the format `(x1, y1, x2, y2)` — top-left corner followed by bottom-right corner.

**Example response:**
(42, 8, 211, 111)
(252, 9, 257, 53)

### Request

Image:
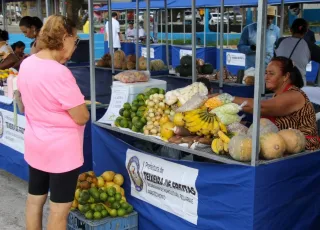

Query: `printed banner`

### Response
(126, 149, 199, 224)
(179, 49, 193, 59)
(226, 52, 246, 66)
(0, 108, 25, 154)
(141, 47, 155, 59)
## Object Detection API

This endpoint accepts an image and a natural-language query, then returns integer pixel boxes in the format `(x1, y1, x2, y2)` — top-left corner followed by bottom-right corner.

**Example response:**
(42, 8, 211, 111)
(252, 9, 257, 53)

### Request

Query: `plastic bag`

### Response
(227, 122, 248, 136)
(242, 67, 255, 85)
(211, 102, 247, 115)
(214, 111, 245, 125)
(175, 93, 208, 113)
(228, 135, 253, 162)
(204, 93, 235, 110)
(114, 70, 150, 83)
(247, 118, 279, 136)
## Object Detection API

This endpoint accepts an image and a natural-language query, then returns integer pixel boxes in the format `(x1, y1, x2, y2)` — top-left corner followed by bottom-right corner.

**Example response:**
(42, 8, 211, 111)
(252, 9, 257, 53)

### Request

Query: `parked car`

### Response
(177, 10, 201, 23)
(226, 11, 242, 23)
(209, 12, 229, 25)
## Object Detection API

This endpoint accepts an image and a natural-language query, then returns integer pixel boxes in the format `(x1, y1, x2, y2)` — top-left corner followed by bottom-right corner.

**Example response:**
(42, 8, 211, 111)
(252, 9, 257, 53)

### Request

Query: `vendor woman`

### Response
(232, 57, 319, 150)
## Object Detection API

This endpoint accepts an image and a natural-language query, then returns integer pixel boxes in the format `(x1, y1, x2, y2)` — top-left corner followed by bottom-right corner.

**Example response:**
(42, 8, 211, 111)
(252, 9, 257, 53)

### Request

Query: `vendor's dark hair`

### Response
(19, 16, 43, 31)
(0, 29, 9, 41)
(197, 77, 212, 92)
(12, 41, 25, 51)
(271, 56, 304, 88)
(291, 18, 308, 35)
(112, 12, 118, 17)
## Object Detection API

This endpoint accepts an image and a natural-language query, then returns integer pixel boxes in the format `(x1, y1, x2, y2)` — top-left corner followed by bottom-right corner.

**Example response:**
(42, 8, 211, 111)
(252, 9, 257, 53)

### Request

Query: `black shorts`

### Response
(28, 166, 80, 203)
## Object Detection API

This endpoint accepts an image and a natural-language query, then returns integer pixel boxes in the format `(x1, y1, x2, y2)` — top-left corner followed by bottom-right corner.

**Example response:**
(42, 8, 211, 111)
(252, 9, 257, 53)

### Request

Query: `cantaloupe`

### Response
(150, 59, 165, 71)
(260, 132, 286, 160)
(278, 129, 306, 154)
(138, 56, 147, 70)
(228, 135, 253, 162)
(247, 118, 279, 136)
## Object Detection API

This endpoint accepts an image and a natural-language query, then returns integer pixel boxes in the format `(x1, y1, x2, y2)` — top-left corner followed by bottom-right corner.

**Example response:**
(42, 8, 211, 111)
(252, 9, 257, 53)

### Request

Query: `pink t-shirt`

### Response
(18, 55, 85, 173)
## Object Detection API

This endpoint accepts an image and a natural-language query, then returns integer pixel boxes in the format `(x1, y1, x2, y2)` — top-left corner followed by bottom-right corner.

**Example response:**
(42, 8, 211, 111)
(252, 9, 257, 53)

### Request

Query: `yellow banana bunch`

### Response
(211, 138, 225, 154)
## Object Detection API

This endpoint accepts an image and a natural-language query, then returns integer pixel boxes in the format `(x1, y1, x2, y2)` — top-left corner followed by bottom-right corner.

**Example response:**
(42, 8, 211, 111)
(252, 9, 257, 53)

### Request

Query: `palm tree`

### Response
(66, 0, 84, 27)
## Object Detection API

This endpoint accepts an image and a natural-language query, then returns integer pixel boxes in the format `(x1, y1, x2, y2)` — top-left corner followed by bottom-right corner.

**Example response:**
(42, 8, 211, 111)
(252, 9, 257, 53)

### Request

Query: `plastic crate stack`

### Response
(67, 210, 138, 230)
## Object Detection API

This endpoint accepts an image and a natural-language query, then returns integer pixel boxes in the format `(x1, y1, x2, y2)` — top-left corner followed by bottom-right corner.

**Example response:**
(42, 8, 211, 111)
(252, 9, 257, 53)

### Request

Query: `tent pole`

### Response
(183, 9, 186, 44)
(165, 0, 169, 66)
(136, 0, 139, 69)
(216, 8, 219, 50)
(2, 0, 6, 30)
(170, 9, 173, 47)
(219, 0, 224, 93)
(160, 10, 162, 42)
(227, 7, 229, 47)
(108, 0, 114, 74)
(125, 10, 128, 35)
(45, 0, 50, 17)
(146, 0, 151, 71)
(191, 0, 196, 82)
(280, 0, 285, 36)
(88, 0, 96, 122)
(251, 0, 267, 167)
(37, 0, 42, 19)
(62, 0, 66, 16)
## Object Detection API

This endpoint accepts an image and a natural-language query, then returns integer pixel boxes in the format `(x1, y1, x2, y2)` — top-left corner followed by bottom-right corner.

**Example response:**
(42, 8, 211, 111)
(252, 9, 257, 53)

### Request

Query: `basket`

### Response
(67, 210, 138, 230)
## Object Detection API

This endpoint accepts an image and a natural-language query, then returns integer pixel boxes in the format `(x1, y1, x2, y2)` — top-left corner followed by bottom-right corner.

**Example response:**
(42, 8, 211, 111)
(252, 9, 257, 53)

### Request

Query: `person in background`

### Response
(0, 29, 20, 70)
(125, 22, 135, 40)
(17, 15, 89, 230)
(19, 16, 43, 54)
(11, 41, 25, 58)
(274, 18, 320, 86)
(304, 22, 316, 44)
(230, 57, 319, 151)
(105, 12, 121, 51)
(238, 6, 280, 69)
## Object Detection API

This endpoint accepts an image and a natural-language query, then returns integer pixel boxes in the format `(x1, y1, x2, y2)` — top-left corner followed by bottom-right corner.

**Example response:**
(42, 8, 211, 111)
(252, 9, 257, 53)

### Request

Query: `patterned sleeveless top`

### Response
(274, 86, 320, 151)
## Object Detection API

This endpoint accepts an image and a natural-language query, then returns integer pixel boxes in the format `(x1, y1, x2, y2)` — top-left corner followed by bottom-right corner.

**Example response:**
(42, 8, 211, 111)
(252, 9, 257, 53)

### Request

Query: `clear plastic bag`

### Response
(214, 111, 245, 125)
(227, 122, 248, 136)
(204, 93, 235, 110)
(211, 102, 247, 115)
(247, 118, 279, 136)
(114, 70, 150, 83)
(175, 93, 208, 112)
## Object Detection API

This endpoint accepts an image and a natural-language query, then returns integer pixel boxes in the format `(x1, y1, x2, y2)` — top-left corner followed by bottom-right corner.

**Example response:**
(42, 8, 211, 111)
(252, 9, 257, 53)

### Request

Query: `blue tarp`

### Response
(91, 124, 320, 230)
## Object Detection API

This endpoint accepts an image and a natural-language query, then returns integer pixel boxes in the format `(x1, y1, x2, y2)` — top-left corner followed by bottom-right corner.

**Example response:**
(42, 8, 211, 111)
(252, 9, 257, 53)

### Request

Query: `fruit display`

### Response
(228, 135, 253, 162)
(278, 129, 306, 154)
(138, 56, 147, 70)
(260, 132, 286, 160)
(114, 88, 166, 133)
(114, 70, 149, 83)
(72, 170, 134, 220)
(150, 59, 166, 71)
(114, 50, 126, 69)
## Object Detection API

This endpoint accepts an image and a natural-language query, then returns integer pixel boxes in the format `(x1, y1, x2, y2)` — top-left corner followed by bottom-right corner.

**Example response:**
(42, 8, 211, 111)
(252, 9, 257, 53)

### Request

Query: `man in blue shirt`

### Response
(238, 6, 280, 69)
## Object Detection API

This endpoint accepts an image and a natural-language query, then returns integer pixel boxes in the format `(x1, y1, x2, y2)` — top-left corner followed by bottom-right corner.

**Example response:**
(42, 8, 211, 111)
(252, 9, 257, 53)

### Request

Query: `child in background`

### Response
(11, 41, 25, 59)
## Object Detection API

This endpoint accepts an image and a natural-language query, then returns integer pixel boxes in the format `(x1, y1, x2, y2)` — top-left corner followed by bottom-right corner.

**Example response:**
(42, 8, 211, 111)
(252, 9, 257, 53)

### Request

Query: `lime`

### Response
(111, 201, 121, 210)
(127, 120, 133, 129)
(136, 110, 143, 117)
(87, 196, 95, 203)
(144, 94, 149, 100)
(115, 193, 122, 201)
(159, 88, 165, 95)
(92, 191, 100, 200)
(107, 187, 116, 196)
(101, 209, 108, 218)
(117, 208, 127, 217)
(137, 94, 145, 101)
(138, 100, 145, 106)
(123, 110, 131, 118)
(135, 121, 143, 129)
(140, 117, 147, 124)
(131, 105, 138, 112)
(90, 203, 97, 211)
(85, 210, 93, 220)
(126, 205, 133, 214)
(138, 106, 146, 111)
(119, 108, 125, 116)
(120, 202, 129, 209)
(131, 126, 139, 133)
(132, 100, 139, 106)
(95, 204, 104, 212)
(150, 88, 160, 94)
(108, 197, 115, 203)
(98, 187, 107, 193)
(100, 192, 108, 202)
(132, 116, 140, 124)
(109, 209, 117, 217)
(93, 211, 102, 220)
(119, 119, 128, 128)
(123, 103, 131, 110)
(130, 112, 136, 119)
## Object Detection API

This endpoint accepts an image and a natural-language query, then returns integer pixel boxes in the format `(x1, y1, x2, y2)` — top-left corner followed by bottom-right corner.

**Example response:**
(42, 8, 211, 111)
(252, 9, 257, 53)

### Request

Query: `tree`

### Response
(66, 0, 84, 27)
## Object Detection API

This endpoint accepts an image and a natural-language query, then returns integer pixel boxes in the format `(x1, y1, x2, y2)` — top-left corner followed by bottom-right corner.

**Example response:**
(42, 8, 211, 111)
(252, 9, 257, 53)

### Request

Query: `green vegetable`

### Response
(123, 110, 131, 118)
(120, 119, 129, 128)
(119, 108, 125, 116)
(201, 63, 213, 74)
(180, 55, 192, 66)
(123, 103, 131, 110)
(131, 105, 138, 112)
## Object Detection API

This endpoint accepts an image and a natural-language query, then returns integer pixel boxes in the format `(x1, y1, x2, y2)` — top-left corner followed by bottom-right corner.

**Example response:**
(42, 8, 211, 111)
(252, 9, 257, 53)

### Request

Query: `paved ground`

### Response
(0, 170, 49, 230)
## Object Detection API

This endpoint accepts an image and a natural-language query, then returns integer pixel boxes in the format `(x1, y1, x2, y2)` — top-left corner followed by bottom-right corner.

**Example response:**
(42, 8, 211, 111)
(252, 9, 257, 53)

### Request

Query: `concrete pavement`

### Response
(0, 170, 49, 230)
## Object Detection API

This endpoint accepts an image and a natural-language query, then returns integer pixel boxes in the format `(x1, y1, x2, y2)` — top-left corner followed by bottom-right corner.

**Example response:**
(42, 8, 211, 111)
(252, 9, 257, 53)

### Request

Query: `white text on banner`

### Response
(141, 47, 155, 59)
(179, 49, 193, 60)
(0, 108, 25, 154)
(226, 52, 246, 66)
(126, 149, 199, 224)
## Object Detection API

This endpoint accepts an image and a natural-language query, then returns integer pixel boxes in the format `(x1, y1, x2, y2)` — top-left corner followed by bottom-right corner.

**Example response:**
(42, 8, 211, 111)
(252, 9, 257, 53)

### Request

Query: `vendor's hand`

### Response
(250, 45, 256, 51)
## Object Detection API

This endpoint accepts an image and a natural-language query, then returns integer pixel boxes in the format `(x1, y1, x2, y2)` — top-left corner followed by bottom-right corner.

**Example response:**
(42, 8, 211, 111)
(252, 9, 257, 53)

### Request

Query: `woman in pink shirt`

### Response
(18, 15, 89, 230)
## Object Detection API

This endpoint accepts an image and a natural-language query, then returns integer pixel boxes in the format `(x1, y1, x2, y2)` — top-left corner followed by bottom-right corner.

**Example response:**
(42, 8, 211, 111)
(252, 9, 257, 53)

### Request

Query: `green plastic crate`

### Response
(67, 210, 138, 230)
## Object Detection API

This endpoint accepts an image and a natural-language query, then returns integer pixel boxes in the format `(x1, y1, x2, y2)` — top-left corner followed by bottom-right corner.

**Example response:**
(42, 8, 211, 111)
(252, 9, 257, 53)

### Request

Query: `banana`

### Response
(218, 131, 230, 144)
(219, 122, 228, 133)
(223, 142, 229, 153)
(211, 138, 219, 154)
(217, 138, 224, 154)
(211, 117, 220, 135)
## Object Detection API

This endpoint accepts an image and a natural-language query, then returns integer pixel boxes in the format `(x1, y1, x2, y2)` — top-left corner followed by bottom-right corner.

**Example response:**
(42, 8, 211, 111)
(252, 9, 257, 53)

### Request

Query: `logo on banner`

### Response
(0, 111, 3, 138)
(127, 156, 144, 192)
(227, 53, 232, 64)
(226, 52, 246, 66)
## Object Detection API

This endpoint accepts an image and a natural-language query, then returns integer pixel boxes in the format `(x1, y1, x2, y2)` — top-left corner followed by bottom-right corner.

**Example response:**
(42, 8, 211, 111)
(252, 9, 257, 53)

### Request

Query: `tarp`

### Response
(91, 124, 320, 230)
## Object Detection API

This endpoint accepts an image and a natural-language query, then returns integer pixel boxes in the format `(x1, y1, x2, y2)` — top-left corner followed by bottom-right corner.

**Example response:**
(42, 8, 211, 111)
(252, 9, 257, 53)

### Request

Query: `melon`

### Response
(114, 50, 126, 69)
(180, 55, 192, 66)
(228, 135, 253, 162)
(278, 129, 306, 154)
(126, 54, 136, 63)
(201, 63, 214, 74)
(179, 65, 193, 77)
(247, 118, 279, 136)
(260, 132, 286, 160)
(150, 59, 165, 71)
(127, 61, 136, 70)
(138, 56, 147, 70)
